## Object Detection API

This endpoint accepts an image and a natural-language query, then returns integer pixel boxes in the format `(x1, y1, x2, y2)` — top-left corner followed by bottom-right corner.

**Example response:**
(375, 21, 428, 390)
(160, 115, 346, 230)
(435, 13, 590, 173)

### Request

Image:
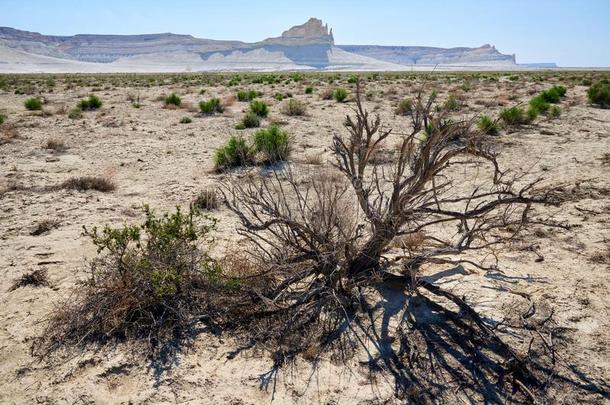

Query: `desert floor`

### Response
(0, 72, 609, 404)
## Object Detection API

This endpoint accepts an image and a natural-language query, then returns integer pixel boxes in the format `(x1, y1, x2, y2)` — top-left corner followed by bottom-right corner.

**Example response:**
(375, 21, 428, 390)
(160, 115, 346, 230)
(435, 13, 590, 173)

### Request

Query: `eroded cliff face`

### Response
(0, 18, 523, 71)
(338, 44, 516, 65)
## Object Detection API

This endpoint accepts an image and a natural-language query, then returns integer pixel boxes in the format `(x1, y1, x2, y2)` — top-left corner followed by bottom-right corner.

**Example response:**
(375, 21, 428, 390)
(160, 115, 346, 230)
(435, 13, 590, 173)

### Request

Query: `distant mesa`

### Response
(0, 18, 553, 72)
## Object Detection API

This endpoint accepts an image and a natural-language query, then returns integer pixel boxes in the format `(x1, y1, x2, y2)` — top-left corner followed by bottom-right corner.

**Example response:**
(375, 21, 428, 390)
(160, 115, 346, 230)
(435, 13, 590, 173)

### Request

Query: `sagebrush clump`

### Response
(35, 206, 220, 355)
(281, 99, 306, 116)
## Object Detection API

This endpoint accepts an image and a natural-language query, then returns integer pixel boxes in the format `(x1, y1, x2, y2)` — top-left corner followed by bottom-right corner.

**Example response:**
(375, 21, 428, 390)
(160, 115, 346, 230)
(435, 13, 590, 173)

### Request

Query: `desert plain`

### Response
(0, 71, 609, 404)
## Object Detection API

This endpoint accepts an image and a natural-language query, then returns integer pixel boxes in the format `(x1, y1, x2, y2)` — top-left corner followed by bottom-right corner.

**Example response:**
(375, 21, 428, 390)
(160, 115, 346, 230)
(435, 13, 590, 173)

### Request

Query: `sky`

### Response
(1, 0, 609, 67)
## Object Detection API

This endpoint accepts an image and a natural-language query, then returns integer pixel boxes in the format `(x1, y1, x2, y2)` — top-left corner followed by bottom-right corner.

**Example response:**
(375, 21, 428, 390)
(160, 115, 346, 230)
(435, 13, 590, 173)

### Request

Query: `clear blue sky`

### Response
(1, 0, 609, 67)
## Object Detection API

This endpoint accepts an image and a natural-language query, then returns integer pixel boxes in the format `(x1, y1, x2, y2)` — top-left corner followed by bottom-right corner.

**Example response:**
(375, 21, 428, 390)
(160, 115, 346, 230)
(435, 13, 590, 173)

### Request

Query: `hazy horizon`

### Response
(1, 0, 609, 67)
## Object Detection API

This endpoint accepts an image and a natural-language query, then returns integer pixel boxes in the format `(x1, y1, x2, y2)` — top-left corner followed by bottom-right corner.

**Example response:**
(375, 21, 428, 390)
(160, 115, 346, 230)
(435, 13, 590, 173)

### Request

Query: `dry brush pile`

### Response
(36, 81, 576, 402)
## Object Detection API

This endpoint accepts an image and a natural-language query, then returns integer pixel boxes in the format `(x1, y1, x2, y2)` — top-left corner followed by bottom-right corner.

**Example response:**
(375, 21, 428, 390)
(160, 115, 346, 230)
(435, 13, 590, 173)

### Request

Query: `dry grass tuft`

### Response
(59, 176, 115, 192)
(44, 138, 67, 152)
(193, 188, 219, 210)
(30, 219, 60, 236)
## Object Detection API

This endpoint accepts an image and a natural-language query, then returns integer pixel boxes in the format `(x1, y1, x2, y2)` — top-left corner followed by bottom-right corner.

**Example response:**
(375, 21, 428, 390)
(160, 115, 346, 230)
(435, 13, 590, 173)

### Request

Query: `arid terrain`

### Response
(0, 71, 609, 404)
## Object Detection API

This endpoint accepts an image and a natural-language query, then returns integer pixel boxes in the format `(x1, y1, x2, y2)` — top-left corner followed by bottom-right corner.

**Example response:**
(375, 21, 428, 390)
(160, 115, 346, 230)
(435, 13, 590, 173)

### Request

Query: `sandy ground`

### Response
(0, 72, 609, 404)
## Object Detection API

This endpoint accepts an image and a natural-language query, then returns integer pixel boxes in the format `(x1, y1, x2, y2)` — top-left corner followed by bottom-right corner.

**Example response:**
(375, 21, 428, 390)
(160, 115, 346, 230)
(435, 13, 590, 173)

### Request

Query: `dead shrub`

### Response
(217, 81, 562, 402)
(221, 95, 236, 108)
(0, 125, 20, 145)
(9, 269, 50, 291)
(320, 88, 334, 100)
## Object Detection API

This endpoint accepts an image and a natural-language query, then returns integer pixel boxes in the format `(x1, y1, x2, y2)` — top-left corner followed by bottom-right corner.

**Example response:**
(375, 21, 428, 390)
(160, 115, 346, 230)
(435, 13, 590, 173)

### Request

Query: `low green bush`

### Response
(333, 88, 348, 102)
(550, 105, 562, 118)
(237, 90, 260, 102)
(165, 93, 182, 106)
(37, 205, 220, 353)
(499, 106, 528, 126)
(249, 100, 269, 117)
(253, 125, 291, 162)
(180, 116, 192, 124)
(68, 108, 82, 119)
(199, 98, 224, 115)
(395, 98, 413, 116)
(443, 94, 461, 111)
(529, 95, 550, 114)
(477, 115, 499, 136)
(77, 95, 103, 111)
(24, 97, 43, 110)
(0, 114, 5, 125)
(213, 136, 254, 169)
(587, 80, 610, 108)
(304, 86, 314, 94)
(237, 112, 261, 129)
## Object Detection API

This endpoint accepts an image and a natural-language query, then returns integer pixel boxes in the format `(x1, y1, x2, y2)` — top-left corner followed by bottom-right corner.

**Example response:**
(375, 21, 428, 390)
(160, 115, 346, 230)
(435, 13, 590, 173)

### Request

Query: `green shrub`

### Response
(68, 108, 82, 119)
(333, 88, 348, 102)
(526, 107, 539, 122)
(582, 78, 592, 86)
(77, 95, 103, 111)
(347, 75, 359, 84)
(199, 98, 224, 115)
(253, 125, 291, 162)
(180, 116, 192, 124)
(249, 100, 269, 117)
(540, 88, 561, 103)
(499, 106, 528, 126)
(587, 80, 610, 108)
(237, 90, 260, 102)
(213, 136, 254, 169)
(529, 95, 550, 114)
(37, 205, 219, 353)
(477, 115, 499, 136)
(0, 114, 5, 125)
(24, 97, 43, 110)
(443, 94, 461, 111)
(237, 112, 261, 129)
(165, 93, 182, 106)
(304, 86, 314, 94)
(273, 92, 292, 101)
(550, 105, 562, 118)
(282, 99, 306, 116)
(395, 98, 413, 115)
